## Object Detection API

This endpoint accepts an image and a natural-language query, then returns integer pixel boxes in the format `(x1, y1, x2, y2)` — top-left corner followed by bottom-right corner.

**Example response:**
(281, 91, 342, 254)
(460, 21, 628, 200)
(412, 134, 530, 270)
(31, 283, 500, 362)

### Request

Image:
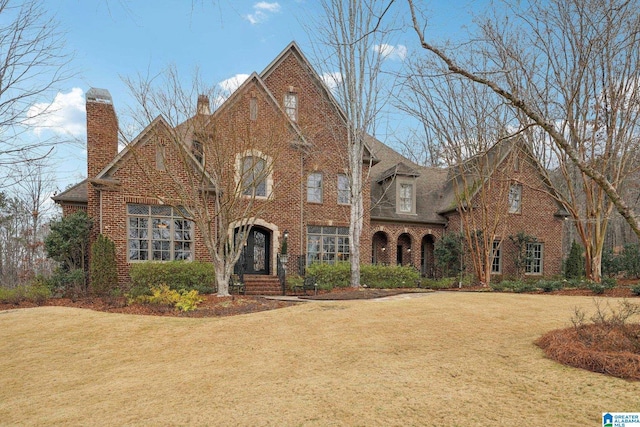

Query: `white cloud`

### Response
(321, 72, 343, 92)
(373, 44, 407, 62)
(214, 73, 250, 108)
(245, 2, 281, 25)
(25, 88, 86, 137)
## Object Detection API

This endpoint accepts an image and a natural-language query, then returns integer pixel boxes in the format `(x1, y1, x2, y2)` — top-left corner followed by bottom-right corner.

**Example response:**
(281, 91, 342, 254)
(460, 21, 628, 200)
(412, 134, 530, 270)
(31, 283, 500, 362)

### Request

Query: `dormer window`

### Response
(396, 178, 416, 214)
(284, 92, 297, 121)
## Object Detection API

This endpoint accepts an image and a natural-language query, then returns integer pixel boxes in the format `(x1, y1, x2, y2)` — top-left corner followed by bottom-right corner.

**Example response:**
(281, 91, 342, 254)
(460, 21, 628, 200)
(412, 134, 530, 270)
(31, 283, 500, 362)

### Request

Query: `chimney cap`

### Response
(87, 88, 113, 104)
(197, 94, 210, 115)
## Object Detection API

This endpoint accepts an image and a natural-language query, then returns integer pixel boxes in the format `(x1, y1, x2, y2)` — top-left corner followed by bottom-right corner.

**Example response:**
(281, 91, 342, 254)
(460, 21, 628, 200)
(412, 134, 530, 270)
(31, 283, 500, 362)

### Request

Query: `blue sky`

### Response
(28, 0, 484, 193)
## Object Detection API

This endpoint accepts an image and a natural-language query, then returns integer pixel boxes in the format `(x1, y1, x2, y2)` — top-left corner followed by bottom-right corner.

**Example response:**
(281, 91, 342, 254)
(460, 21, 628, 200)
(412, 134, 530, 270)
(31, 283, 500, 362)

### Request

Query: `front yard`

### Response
(0, 292, 638, 426)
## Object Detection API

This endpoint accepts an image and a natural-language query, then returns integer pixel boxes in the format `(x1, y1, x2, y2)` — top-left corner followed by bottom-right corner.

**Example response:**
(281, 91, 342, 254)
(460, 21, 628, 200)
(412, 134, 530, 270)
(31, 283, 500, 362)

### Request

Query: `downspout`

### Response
(300, 150, 304, 273)
(100, 190, 103, 234)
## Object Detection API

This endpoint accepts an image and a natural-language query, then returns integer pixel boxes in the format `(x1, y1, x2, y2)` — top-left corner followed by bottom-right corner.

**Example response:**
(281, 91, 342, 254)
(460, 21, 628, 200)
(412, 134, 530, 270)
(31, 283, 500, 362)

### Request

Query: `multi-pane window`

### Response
(307, 173, 323, 203)
(491, 240, 501, 273)
(526, 242, 543, 274)
(399, 183, 413, 213)
(284, 92, 297, 121)
(508, 184, 522, 213)
(156, 145, 165, 171)
(128, 204, 193, 262)
(306, 226, 349, 265)
(242, 156, 267, 197)
(337, 174, 350, 205)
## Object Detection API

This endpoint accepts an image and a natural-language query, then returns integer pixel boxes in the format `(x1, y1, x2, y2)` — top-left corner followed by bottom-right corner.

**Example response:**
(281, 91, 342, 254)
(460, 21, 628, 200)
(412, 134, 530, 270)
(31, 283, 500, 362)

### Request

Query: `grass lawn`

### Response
(0, 292, 638, 426)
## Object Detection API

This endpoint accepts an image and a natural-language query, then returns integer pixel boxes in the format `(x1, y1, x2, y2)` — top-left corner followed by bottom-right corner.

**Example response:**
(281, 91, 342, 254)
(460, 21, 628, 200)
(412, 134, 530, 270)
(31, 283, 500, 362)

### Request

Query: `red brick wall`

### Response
(445, 148, 564, 278)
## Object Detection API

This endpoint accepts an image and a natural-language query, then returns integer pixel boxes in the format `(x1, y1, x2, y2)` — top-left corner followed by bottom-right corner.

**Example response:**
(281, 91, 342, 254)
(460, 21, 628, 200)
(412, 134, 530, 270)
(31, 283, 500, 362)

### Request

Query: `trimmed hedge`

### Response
(129, 261, 215, 294)
(305, 262, 420, 290)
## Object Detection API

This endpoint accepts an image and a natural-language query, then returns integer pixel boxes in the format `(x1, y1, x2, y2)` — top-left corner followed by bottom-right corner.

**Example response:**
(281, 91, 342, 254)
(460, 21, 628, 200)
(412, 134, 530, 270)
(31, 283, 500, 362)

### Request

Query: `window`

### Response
(306, 226, 349, 265)
(307, 173, 323, 203)
(526, 242, 543, 274)
(399, 183, 413, 212)
(337, 174, 350, 205)
(250, 97, 258, 121)
(156, 145, 165, 171)
(192, 140, 203, 164)
(242, 156, 267, 197)
(491, 240, 501, 273)
(284, 92, 297, 121)
(508, 184, 522, 214)
(127, 204, 193, 262)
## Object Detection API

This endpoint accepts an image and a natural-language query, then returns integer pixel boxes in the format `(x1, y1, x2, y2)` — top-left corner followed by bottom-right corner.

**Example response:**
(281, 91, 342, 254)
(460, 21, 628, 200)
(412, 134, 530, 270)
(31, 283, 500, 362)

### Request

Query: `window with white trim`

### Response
(337, 174, 350, 205)
(491, 240, 501, 273)
(508, 184, 522, 214)
(192, 140, 203, 164)
(306, 226, 350, 265)
(307, 172, 323, 203)
(526, 242, 543, 274)
(127, 204, 193, 261)
(284, 92, 297, 121)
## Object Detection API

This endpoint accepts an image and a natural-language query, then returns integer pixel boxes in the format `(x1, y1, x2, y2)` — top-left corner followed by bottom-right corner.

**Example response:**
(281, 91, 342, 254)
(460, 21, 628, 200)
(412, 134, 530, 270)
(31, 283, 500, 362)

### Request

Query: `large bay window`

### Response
(128, 204, 193, 261)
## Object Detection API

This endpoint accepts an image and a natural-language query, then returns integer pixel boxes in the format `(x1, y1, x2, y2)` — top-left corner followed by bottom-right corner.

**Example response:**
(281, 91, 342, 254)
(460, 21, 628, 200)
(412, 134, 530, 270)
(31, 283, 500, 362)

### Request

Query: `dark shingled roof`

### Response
(368, 136, 448, 225)
(52, 179, 88, 204)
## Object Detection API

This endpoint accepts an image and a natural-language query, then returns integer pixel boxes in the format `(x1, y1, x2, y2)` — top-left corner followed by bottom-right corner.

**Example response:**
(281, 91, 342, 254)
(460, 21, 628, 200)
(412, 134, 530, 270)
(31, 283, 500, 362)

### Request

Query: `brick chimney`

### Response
(86, 88, 118, 179)
(197, 94, 211, 115)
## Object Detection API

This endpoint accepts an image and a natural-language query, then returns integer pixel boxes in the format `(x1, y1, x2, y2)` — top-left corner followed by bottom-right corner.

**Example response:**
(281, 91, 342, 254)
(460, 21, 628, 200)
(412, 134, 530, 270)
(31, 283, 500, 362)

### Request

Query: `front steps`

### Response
(242, 275, 283, 296)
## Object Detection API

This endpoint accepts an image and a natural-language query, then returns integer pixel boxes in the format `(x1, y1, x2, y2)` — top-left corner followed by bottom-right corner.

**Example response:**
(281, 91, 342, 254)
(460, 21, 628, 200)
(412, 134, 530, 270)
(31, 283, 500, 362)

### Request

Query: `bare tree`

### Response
(311, 0, 396, 287)
(0, 0, 72, 167)
(408, 0, 640, 282)
(397, 55, 517, 285)
(124, 67, 291, 296)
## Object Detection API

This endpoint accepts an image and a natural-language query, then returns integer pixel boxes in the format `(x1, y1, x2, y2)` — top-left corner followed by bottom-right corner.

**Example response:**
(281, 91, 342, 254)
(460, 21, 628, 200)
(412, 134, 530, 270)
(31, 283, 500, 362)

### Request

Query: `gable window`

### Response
(127, 204, 193, 262)
(526, 242, 543, 274)
(250, 97, 258, 121)
(508, 183, 522, 214)
(306, 226, 349, 265)
(242, 156, 267, 197)
(491, 240, 501, 273)
(307, 172, 323, 203)
(337, 174, 350, 205)
(284, 92, 297, 121)
(156, 145, 165, 171)
(192, 140, 203, 164)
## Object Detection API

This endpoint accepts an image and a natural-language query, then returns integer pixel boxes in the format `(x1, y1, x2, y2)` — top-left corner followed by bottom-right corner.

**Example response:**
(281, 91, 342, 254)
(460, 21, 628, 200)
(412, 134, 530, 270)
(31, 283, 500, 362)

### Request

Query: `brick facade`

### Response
(54, 42, 565, 286)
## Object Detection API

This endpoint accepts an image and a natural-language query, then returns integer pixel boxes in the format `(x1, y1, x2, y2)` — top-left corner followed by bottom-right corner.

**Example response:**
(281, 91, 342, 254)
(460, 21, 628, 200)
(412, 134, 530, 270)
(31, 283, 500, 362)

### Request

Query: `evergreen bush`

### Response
(564, 241, 584, 279)
(89, 234, 119, 296)
(129, 261, 215, 294)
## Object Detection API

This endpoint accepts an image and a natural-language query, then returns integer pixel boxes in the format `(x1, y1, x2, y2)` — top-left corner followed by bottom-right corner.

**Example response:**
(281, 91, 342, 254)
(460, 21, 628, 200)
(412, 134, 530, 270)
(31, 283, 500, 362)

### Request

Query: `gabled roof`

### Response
(261, 41, 378, 164)
(377, 162, 421, 183)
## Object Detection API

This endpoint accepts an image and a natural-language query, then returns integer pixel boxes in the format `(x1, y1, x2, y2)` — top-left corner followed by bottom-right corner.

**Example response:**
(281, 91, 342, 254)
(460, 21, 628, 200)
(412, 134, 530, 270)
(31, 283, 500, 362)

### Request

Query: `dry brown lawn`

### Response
(0, 292, 638, 426)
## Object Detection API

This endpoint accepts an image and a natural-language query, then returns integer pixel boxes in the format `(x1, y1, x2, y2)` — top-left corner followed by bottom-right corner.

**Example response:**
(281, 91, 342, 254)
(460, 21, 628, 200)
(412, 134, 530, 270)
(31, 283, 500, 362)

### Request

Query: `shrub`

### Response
(90, 234, 118, 296)
(631, 285, 640, 296)
(129, 261, 215, 294)
(620, 243, 640, 279)
(360, 264, 420, 289)
(587, 281, 606, 294)
(490, 279, 535, 293)
(129, 284, 203, 312)
(601, 248, 620, 277)
(564, 241, 584, 279)
(0, 282, 51, 305)
(46, 268, 86, 298)
(537, 280, 563, 292)
(286, 274, 304, 291)
(306, 262, 351, 290)
(601, 277, 617, 290)
(434, 232, 464, 277)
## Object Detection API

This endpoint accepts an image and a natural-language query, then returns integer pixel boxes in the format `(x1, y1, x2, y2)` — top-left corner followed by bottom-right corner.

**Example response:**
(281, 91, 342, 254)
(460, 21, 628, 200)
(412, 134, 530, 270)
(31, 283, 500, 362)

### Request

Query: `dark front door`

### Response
(244, 227, 270, 275)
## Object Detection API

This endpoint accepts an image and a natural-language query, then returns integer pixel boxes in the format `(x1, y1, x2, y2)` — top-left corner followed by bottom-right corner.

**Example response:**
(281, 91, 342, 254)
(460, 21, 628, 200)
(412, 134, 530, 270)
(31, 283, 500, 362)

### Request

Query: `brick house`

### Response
(53, 42, 566, 293)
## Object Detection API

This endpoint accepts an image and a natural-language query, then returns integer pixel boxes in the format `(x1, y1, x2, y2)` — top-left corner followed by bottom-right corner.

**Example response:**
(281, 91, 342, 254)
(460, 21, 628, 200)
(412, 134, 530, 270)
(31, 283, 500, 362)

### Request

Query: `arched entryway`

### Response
(421, 234, 436, 277)
(235, 226, 271, 275)
(397, 233, 412, 266)
(372, 231, 390, 265)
